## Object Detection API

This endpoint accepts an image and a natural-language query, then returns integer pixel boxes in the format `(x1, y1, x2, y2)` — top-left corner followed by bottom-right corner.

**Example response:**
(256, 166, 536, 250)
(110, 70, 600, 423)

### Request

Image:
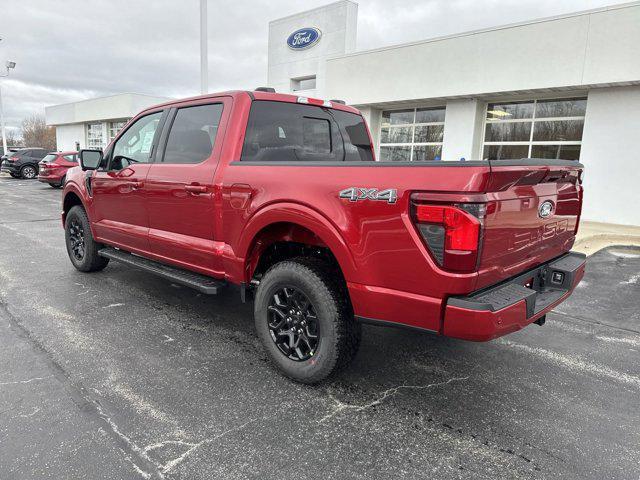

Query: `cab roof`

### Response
(145, 90, 361, 116)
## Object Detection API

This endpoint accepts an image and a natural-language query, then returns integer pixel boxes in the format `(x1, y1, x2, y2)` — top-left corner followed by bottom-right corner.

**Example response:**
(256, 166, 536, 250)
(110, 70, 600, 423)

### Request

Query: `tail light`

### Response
(412, 202, 486, 272)
(8, 156, 18, 162)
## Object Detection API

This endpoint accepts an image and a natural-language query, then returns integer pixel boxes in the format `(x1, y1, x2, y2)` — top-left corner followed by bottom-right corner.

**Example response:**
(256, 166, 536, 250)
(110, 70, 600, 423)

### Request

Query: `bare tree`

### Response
(21, 115, 56, 151)
(5, 128, 23, 147)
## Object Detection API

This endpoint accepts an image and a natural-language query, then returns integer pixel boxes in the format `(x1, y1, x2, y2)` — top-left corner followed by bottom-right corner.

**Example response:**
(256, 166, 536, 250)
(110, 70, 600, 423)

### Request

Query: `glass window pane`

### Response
(331, 109, 374, 162)
(532, 120, 584, 142)
(483, 144, 529, 160)
(112, 112, 162, 166)
(531, 144, 581, 160)
(382, 109, 415, 126)
(414, 125, 444, 143)
(379, 145, 411, 162)
(241, 101, 344, 162)
(380, 127, 390, 143)
(535, 98, 586, 118)
(163, 104, 223, 164)
(486, 102, 534, 120)
(385, 126, 412, 144)
(415, 107, 445, 123)
(413, 145, 442, 161)
(302, 117, 331, 154)
(484, 122, 532, 142)
(86, 122, 104, 148)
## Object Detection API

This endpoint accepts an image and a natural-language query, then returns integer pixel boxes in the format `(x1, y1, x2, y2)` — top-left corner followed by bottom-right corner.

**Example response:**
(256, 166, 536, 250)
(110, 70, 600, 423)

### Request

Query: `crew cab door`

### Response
(144, 99, 229, 276)
(90, 110, 165, 253)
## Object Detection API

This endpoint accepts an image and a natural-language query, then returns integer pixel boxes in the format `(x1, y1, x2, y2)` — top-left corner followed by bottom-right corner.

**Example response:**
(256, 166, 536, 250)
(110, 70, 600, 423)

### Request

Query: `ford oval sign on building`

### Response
(287, 27, 321, 50)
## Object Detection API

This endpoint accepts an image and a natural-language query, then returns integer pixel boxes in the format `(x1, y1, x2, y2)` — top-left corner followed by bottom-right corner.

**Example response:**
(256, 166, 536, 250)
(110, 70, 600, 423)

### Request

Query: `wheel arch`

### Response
(62, 189, 86, 226)
(239, 203, 357, 285)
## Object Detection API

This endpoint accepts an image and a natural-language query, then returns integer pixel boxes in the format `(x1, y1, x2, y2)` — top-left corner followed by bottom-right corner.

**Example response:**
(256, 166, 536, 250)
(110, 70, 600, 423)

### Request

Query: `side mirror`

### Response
(78, 149, 103, 171)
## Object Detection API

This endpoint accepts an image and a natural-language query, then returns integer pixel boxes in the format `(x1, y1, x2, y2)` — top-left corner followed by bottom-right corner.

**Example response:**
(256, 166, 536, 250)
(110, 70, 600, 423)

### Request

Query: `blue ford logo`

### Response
(287, 27, 321, 50)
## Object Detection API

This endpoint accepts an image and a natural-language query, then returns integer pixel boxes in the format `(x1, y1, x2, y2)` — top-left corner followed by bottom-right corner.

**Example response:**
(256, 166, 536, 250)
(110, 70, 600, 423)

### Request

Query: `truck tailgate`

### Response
(476, 160, 583, 289)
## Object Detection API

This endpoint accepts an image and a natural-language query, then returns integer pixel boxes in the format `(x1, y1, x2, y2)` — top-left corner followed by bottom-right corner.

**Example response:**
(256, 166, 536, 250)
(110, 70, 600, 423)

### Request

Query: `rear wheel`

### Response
(254, 257, 361, 384)
(65, 205, 109, 272)
(20, 165, 37, 179)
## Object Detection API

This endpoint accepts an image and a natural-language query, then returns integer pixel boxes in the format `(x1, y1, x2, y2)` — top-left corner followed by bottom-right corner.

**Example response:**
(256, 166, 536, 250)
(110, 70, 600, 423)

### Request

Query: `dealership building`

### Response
(46, 1, 640, 226)
(45, 93, 169, 151)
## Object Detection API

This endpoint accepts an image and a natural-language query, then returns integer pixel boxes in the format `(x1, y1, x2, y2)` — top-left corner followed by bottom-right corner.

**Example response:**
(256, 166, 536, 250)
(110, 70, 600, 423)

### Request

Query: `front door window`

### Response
(110, 112, 163, 170)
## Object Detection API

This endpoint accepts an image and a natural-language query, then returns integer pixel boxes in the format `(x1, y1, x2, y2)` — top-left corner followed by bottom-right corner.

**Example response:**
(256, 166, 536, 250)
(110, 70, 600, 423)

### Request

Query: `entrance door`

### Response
(145, 100, 228, 275)
(91, 110, 165, 253)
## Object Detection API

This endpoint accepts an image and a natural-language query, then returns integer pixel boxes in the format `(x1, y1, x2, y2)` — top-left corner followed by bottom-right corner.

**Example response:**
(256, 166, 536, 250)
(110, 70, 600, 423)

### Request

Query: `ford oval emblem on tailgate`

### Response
(287, 27, 321, 50)
(538, 200, 554, 218)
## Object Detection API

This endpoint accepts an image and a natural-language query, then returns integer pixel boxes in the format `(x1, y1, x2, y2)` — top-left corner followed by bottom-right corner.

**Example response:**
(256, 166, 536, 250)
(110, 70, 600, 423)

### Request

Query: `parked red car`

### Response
(38, 151, 78, 188)
(61, 89, 586, 383)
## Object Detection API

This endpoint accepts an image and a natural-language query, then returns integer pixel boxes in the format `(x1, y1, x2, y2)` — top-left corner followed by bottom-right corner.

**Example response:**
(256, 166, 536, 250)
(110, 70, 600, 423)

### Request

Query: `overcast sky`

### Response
(0, 0, 624, 133)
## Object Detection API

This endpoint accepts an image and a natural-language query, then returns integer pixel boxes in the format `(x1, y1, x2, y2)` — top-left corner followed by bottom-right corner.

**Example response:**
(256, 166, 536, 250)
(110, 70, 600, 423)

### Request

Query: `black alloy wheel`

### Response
(68, 218, 85, 261)
(64, 206, 109, 272)
(267, 287, 320, 361)
(254, 257, 361, 384)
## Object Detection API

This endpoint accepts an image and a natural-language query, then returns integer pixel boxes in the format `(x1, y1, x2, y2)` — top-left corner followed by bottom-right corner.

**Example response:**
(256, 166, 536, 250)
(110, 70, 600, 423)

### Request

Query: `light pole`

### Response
(0, 60, 17, 158)
(200, 0, 208, 94)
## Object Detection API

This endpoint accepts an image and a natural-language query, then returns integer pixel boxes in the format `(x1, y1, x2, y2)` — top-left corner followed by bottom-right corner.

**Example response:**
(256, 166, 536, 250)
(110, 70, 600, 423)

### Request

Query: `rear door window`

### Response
(162, 103, 223, 164)
(241, 101, 373, 162)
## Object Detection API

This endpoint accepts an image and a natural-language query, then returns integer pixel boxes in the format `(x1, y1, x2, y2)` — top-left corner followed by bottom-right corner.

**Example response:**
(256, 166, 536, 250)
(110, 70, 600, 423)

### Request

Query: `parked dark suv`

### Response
(1, 148, 48, 179)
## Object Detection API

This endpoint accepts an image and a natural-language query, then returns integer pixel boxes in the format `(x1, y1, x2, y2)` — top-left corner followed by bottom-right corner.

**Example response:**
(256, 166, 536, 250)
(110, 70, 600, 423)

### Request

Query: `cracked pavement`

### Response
(0, 176, 639, 479)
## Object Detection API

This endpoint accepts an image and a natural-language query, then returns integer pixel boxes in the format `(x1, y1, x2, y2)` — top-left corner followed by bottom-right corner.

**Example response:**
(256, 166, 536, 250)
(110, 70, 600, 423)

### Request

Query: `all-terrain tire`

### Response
(254, 257, 361, 384)
(65, 205, 109, 272)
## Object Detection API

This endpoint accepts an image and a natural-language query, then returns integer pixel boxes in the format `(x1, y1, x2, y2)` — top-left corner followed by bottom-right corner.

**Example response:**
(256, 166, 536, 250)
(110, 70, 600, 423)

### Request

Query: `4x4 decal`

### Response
(339, 187, 398, 204)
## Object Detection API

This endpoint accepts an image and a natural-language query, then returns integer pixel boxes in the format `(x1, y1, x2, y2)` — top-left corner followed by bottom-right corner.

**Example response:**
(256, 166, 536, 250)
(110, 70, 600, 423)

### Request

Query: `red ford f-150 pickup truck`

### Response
(62, 89, 586, 383)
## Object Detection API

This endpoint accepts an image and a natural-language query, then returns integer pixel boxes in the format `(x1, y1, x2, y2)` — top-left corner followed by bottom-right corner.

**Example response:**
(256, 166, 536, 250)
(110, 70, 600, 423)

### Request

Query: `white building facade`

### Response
(45, 93, 169, 151)
(269, 1, 640, 226)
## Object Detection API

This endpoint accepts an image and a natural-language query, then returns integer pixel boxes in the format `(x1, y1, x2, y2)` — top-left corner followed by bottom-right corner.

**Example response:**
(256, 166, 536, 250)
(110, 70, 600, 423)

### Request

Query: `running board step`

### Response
(98, 247, 226, 294)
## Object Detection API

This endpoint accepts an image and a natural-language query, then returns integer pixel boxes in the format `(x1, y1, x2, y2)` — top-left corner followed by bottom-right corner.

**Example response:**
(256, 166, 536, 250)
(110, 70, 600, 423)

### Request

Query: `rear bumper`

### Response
(38, 173, 64, 183)
(443, 251, 586, 341)
(1, 161, 18, 174)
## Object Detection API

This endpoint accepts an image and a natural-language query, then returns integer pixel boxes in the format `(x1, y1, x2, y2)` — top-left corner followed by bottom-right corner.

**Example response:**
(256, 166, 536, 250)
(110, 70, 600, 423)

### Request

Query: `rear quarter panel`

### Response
(220, 162, 488, 297)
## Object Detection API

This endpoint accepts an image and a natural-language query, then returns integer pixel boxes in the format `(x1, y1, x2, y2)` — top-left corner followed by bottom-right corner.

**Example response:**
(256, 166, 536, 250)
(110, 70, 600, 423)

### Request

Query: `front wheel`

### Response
(254, 258, 361, 384)
(65, 205, 109, 272)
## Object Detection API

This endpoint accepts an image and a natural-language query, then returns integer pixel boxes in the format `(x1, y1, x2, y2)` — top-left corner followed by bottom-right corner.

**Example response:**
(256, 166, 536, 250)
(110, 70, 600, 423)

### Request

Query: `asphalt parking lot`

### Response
(0, 176, 638, 480)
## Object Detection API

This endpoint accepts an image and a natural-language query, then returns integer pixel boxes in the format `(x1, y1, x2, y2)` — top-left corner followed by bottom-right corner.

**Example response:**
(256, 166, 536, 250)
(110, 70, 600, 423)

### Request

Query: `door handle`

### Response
(185, 184, 207, 194)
